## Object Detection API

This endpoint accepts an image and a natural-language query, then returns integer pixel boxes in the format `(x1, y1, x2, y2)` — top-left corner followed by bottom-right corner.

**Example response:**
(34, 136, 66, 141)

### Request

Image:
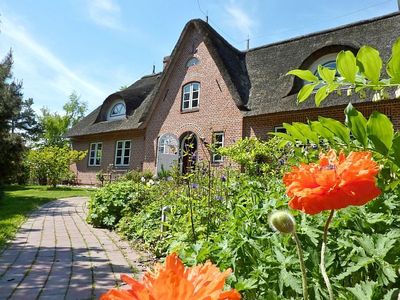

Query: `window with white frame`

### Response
(212, 132, 224, 163)
(88, 143, 102, 166)
(182, 82, 200, 111)
(274, 126, 287, 133)
(115, 140, 131, 166)
(108, 101, 126, 120)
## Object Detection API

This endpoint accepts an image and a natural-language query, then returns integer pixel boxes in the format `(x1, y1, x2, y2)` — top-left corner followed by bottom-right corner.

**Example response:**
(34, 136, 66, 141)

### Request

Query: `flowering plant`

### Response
(101, 253, 240, 300)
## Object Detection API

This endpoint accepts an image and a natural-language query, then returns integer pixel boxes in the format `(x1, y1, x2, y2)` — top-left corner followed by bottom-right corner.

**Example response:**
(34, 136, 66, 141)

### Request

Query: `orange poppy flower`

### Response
(100, 253, 241, 300)
(283, 149, 381, 215)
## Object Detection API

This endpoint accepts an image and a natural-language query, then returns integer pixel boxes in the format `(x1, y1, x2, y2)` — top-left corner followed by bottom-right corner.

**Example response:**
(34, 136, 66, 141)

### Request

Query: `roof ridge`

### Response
(246, 11, 400, 53)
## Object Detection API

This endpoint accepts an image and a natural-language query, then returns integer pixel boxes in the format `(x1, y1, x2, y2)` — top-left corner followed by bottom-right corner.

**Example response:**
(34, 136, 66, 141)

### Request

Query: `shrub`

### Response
(27, 146, 86, 187)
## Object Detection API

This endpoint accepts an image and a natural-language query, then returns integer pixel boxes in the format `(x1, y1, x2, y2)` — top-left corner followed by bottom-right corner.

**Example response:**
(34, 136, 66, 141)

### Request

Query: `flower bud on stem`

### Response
(270, 211, 308, 300)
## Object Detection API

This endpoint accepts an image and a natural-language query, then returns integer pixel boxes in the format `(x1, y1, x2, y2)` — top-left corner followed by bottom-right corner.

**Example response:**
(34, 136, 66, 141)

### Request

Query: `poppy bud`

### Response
(269, 211, 296, 234)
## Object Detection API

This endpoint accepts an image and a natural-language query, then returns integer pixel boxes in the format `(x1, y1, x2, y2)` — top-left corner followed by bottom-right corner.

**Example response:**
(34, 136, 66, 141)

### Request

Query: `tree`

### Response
(0, 51, 40, 184)
(39, 91, 87, 146)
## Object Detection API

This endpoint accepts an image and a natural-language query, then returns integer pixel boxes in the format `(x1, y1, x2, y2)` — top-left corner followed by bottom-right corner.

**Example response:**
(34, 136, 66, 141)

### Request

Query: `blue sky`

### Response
(1, 0, 398, 113)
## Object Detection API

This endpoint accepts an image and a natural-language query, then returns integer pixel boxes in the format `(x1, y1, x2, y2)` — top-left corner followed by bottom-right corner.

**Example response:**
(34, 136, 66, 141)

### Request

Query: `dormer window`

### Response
(309, 53, 338, 78)
(182, 82, 200, 111)
(108, 101, 126, 120)
(186, 57, 199, 68)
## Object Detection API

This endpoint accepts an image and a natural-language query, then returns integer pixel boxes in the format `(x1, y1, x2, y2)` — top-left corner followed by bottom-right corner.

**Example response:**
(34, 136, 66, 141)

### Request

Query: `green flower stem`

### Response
(292, 231, 309, 300)
(321, 210, 335, 300)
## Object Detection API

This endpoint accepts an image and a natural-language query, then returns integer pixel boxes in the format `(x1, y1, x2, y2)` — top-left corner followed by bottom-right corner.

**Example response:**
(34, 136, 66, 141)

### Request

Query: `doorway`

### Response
(180, 132, 198, 174)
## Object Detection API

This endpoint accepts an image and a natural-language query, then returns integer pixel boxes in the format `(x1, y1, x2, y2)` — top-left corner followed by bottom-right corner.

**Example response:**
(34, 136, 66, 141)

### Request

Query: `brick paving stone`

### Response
(0, 197, 150, 300)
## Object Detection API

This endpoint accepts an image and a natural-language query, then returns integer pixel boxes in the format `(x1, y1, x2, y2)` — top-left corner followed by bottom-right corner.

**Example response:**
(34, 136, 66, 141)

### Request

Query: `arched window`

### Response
(108, 101, 126, 120)
(182, 82, 200, 111)
(186, 57, 199, 68)
(309, 53, 338, 78)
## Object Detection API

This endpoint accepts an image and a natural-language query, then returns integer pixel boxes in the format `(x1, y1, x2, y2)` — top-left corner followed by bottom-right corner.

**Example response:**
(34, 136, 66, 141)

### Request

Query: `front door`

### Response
(156, 133, 179, 175)
(180, 132, 197, 174)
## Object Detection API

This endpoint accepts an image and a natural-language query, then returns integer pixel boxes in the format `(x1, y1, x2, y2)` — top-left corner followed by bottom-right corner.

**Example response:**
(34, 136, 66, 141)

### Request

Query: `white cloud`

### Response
(225, 3, 255, 37)
(1, 15, 108, 112)
(87, 0, 124, 31)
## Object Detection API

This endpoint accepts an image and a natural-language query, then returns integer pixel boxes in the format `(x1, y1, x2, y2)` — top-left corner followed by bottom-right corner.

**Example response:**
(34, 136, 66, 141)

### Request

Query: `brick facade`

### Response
(71, 130, 145, 185)
(244, 101, 400, 140)
(142, 31, 243, 172)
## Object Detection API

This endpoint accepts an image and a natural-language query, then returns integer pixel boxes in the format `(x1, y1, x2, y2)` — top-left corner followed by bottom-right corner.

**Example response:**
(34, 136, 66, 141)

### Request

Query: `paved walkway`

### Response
(0, 197, 150, 300)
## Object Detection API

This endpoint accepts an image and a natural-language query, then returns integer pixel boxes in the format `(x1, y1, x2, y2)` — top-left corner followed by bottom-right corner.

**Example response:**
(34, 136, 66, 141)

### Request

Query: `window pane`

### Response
(90, 150, 95, 157)
(125, 141, 131, 148)
(215, 134, 223, 143)
(117, 149, 122, 156)
(183, 102, 189, 109)
(95, 158, 101, 165)
(183, 93, 190, 101)
(184, 85, 190, 93)
(97, 143, 102, 150)
(124, 149, 130, 156)
(192, 91, 199, 99)
(123, 157, 129, 165)
(90, 144, 96, 150)
(117, 141, 122, 148)
(192, 83, 199, 91)
(192, 100, 198, 107)
(89, 158, 94, 165)
(116, 157, 121, 165)
(213, 154, 222, 162)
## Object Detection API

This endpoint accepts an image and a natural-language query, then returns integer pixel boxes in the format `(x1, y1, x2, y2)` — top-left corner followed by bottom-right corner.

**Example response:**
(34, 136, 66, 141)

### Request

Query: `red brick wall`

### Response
(243, 100, 400, 140)
(142, 30, 243, 173)
(71, 130, 145, 185)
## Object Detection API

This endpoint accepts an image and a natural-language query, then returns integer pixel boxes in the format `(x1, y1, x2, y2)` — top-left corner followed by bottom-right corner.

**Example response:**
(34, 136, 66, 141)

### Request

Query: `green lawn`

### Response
(0, 185, 94, 249)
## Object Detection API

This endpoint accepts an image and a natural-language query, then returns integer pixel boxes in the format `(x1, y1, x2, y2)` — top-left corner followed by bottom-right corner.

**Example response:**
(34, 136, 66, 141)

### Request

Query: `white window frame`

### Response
(88, 142, 102, 166)
(212, 132, 224, 163)
(182, 82, 200, 111)
(114, 140, 131, 167)
(108, 100, 126, 120)
(274, 126, 287, 133)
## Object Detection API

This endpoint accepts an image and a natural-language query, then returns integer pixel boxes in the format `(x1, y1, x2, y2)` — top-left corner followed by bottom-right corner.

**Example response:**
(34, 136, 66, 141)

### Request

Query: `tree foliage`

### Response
(0, 51, 40, 183)
(39, 91, 87, 146)
(27, 146, 87, 187)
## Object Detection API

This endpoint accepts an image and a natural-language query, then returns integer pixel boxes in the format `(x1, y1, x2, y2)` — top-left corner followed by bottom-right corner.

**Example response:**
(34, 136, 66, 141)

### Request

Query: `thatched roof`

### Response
(67, 12, 400, 138)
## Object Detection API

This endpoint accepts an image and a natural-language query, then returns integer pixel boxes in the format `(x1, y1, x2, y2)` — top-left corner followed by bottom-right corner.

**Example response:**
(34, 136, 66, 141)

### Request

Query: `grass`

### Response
(0, 185, 94, 250)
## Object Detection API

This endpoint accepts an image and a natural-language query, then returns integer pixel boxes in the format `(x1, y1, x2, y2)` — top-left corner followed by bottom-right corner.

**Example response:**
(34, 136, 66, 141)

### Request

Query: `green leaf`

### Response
(297, 83, 318, 103)
(391, 134, 400, 167)
(337, 50, 357, 83)
(366, 111, 393, 155)
(315, 85, 330, 107)
(283, 123, 307, 143)
(344, 103, 368, 147)
(319, 117, 350, 144)
(286, 69, 319, 82)
(347, 281, 377, 300)
(317, 65, 336, 83)
(386, 37, 400, 83)
(310, 121, 335, 141)
(292, 122, 319, 144)
(356, 45, 382, 83)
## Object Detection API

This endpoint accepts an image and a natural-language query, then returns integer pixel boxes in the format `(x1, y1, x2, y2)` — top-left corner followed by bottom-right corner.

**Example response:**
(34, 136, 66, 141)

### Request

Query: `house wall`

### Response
(243, 100, 400, 140)
(142, 30, 243, 173)
(70, 130, 145, 185)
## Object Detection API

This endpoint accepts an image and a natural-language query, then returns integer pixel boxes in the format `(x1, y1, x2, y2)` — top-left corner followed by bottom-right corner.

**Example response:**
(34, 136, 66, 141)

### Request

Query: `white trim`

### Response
(212, 132, 224, 163)
(108, 100, 126, 121)
(309, 53, 338, 75)
(274, 126, 287, 133)
(88, 142, 102, 166)
(181, 82, 200, 111)
(114, 140, 131, 166)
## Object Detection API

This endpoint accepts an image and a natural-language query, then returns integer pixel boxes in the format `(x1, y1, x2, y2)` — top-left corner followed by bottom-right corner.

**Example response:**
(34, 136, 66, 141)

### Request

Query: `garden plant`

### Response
(91, 38, 400, 299)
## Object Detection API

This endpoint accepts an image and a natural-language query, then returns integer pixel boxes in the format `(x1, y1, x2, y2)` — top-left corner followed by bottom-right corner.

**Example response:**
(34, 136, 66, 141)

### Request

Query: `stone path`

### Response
(0, 197, 150, 300)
